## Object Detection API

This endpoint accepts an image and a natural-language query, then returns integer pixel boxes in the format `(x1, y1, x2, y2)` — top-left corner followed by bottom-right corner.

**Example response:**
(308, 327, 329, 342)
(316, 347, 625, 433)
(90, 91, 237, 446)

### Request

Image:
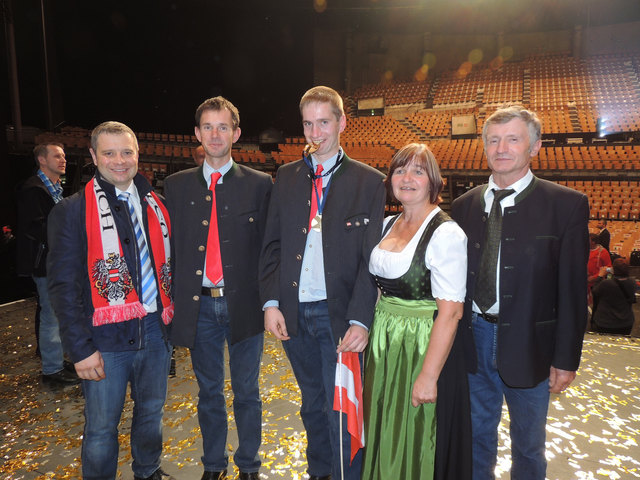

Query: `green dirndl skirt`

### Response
(361, 295, 437, 480)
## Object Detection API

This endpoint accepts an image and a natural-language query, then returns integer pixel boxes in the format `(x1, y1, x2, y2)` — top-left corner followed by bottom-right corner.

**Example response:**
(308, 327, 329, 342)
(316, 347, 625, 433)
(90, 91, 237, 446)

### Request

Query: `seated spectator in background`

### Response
(591, 258, 636, 335)
(192, 145, 206, 166)
(597, 219, 610, 254)
(588, 233, 611, 307)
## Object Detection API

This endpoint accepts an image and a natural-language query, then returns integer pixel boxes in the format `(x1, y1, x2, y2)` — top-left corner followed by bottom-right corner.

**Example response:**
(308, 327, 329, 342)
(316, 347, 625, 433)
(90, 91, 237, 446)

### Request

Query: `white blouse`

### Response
(369, 207, 468, 303)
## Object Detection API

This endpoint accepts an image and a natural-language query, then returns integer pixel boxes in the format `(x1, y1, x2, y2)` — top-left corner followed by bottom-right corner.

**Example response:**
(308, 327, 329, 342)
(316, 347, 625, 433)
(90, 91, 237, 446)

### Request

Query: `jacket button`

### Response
(296, 254, 302, 260)
(205, 195, 212, 201)
(193, 295, 200, 301)
(198, 245, 205, 252)
(196, 269, 203, 275)
(124, 238, 130, 244)
(292, 281, 298, 287)
(302, 227, 307, 234)
(474, 243, 480, 249)
(202, 220, 209, 226)
(249, 217, 254, 223)
(128, 339, 135, 345)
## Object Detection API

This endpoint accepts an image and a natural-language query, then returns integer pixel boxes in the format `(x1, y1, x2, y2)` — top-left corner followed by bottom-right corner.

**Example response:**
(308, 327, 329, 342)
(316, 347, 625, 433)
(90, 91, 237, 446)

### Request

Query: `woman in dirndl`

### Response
(362, 143, 471, 480)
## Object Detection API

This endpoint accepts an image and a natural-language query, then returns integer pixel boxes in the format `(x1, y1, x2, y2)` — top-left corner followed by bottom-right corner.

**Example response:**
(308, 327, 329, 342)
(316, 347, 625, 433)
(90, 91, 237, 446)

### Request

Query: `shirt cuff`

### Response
(349, 320, 369, 331)
(263, 300, 279, 311)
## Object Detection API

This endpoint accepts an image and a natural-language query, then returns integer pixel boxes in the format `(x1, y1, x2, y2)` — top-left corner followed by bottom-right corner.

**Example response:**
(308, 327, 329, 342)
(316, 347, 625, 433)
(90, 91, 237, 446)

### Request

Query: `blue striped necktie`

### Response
(118, 192, 157, 307)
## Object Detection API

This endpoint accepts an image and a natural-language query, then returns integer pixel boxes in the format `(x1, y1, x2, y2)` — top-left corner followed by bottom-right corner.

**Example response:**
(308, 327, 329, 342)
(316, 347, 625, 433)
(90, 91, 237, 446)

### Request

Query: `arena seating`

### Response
(32, 52, 640, 227)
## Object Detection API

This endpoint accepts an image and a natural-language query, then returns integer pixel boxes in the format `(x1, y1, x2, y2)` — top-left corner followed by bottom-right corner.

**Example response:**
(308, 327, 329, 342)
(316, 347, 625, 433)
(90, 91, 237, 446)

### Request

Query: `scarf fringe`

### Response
(92, 302, 147, 327)
(161, 303, 174, 325)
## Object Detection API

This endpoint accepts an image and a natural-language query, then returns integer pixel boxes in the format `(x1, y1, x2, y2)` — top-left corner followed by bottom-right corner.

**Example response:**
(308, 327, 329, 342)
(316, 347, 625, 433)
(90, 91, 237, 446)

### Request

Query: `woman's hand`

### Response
(411, 372, 437, 407)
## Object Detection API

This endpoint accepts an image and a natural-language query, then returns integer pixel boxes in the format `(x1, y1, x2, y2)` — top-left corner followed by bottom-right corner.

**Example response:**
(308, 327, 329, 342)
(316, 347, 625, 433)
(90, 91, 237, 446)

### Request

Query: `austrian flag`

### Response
(333, 351, 365, 463)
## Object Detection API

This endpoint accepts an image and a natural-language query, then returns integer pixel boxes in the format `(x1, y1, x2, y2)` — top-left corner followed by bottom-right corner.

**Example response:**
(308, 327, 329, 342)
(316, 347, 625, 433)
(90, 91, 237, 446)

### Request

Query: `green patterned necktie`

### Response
(474, 188, 515, 313)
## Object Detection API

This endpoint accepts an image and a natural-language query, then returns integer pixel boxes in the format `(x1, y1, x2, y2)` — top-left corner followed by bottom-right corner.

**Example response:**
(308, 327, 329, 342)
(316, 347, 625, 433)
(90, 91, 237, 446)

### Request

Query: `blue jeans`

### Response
(283, 301, 362, 480)
(81, 313, 171, 480)
(33, 275, 64, 375)
(190, 296, 263, 473)
(469, 312, 550, 480)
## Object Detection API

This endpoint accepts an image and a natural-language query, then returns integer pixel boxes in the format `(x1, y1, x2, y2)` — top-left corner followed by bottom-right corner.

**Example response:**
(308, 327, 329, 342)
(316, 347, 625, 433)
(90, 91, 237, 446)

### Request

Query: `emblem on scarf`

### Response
(159, 260, 172, 297)
(91, 253, 134, 301)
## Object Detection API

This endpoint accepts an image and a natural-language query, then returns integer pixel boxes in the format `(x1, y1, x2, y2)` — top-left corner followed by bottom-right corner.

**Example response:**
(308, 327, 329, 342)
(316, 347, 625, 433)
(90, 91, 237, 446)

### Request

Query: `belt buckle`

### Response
(202, 286, 224, 298)
(211, 287, 224, 298)
(482, 313, 498, 323)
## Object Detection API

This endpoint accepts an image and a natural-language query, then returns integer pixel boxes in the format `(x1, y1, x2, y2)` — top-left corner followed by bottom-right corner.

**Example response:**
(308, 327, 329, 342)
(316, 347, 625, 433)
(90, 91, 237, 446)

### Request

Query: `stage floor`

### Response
(0, 298, 638, 479)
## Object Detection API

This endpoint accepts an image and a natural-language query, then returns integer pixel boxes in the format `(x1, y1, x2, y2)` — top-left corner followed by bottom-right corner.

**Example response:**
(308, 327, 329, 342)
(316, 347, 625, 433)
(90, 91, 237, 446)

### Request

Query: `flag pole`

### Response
(338, 340, 345, 480)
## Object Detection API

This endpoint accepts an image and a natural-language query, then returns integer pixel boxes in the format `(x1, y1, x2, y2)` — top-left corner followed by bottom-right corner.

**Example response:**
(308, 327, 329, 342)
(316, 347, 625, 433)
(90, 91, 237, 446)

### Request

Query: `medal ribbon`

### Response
(305, 149, 343, 232)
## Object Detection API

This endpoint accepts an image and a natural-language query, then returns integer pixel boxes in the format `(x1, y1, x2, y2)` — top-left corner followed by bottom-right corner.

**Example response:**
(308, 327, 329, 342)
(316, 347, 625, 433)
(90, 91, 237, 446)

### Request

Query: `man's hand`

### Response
(265, 307, 290, 340)
(75, 351, 105, 381)
(549, 366, 576, 393)
(337, 325, 369, 353)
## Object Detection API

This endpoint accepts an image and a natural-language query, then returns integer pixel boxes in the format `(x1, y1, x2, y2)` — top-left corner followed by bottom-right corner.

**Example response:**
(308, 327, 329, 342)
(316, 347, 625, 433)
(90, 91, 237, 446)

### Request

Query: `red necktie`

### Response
(309, 164, 323, 230)
(206, 172, 223, 284)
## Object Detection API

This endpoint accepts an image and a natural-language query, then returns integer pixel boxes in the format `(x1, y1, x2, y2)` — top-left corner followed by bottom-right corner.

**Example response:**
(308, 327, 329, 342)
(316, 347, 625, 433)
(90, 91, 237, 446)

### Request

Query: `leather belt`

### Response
(201, 286, 225, 298)
(477, 312, 498, 324)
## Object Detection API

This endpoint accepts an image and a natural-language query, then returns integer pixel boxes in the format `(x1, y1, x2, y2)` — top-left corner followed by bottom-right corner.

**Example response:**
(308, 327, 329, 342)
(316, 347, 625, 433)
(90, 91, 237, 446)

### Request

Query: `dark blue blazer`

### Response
(47, 173, 170, 363)
(451, 176, 590, 387)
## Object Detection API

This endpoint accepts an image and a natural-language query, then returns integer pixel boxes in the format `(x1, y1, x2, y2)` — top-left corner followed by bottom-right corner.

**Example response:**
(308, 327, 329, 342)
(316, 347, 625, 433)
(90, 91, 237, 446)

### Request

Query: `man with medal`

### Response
(260, 86, 386, 480)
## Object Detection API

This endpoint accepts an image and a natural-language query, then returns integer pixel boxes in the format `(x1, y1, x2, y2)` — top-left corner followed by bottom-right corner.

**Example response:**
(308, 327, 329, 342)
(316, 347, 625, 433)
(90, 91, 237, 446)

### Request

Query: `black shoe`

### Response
(202, 471, 227, 480)
(308, 476, 331, 480)
(134, 468, 176, 480)
(238, 472, 260, 480)
(42, 369, 81, 385)
(63, 360, 76, 373)
(169, 350, 176, 377)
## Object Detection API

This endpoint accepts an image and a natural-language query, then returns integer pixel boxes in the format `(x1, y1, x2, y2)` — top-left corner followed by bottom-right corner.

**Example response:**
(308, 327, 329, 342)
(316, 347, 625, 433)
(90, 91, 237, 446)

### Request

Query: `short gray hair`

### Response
(482, 104, 541, 149)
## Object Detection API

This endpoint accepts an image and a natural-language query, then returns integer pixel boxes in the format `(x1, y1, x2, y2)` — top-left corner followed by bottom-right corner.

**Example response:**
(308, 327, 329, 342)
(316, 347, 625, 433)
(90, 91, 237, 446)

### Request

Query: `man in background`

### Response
(16, 143, 79, 385)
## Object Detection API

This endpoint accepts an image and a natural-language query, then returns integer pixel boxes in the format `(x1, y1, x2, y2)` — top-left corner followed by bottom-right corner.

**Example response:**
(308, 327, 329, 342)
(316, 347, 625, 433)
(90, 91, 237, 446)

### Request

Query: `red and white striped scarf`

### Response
(84, 179, 174, 326)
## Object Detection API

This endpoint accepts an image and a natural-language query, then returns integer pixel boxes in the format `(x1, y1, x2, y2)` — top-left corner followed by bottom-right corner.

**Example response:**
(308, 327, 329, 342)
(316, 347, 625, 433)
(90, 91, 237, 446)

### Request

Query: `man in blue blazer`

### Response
(451, 105, 589, 480)
(48, 122, 174, 480)
(260, 86, 386, 480)
(164, 97, 272, 480)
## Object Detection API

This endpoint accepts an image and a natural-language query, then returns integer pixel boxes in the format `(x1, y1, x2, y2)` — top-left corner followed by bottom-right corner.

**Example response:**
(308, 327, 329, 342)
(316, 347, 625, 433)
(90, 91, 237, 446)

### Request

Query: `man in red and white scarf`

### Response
(47, 121, 175, 480)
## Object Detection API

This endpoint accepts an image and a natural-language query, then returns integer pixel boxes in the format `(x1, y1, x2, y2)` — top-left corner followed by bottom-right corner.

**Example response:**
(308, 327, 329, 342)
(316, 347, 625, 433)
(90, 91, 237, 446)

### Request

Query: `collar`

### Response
(94, 172, 152, 200)
(310, 147, 342, 174)
(485, 169, 533, 202)
(202, 158, 234, 186)
(37, 169, 63, 201)
(115, 181, 141, 204)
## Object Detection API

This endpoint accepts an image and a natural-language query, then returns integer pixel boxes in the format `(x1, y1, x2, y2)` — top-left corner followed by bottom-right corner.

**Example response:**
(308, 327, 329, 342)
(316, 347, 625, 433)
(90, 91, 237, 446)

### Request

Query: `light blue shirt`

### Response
(298, 151, 340, 303)
(116, 182, 157, 314)
(472, 169, 534, 315)
(201, 158, 234, 287)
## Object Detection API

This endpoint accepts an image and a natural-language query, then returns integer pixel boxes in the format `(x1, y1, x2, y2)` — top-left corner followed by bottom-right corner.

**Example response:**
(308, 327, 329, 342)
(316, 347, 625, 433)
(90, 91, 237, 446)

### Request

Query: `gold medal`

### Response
(311, 214, 322, 232)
